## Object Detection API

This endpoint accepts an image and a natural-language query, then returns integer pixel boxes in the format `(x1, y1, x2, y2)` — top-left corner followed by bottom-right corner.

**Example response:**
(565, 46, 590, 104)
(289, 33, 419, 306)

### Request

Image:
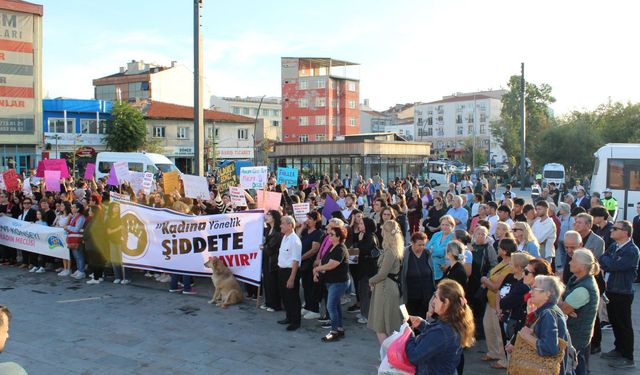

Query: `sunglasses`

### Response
(524, 269, 533, 276)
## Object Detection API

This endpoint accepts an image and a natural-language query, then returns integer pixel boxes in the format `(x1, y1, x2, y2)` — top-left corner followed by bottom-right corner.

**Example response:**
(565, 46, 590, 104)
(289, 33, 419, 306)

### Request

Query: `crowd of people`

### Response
(0, 169, 639, 374)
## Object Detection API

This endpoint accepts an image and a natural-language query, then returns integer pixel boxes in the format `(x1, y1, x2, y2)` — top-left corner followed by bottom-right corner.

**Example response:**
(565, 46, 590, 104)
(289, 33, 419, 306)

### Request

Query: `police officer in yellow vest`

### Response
(602, 189, 618, 220)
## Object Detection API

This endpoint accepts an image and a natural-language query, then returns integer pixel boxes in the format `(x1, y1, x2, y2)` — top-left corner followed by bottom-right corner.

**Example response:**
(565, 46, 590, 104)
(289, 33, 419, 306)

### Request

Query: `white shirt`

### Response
(488, 214, 499, 235)
(341, 207, 354, 220)
(278, 232, 302, 269)
(532, 217, 557, 259)
(471, 202, 481, 217)
(502, 218, 515, 228)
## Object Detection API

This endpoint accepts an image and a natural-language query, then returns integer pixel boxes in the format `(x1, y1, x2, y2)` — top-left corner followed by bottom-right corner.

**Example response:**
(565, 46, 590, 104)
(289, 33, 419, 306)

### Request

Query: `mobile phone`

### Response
(399, 304, 409, 322)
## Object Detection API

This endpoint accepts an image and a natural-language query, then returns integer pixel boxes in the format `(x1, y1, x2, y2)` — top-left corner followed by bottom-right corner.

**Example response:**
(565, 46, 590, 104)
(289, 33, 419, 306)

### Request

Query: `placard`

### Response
(182, 174, 210, 200)
(240, 166, 268, 189)
(293, 203, 310, 224)
(44, 170, 61, 192)
(107, 168, 119, 186)
(2, 169, 20, 192)
(229, 186, 247, 207)
(44, 159, 70, 178)
(216, 162, 237, 192)
(277, 167, 299, 187)
(256, 189, 282, 213)
(163, 171, 180, 194)
(84, 163, 96, 180)
(142, 172, 154, 194)
(113, 161, 130, 181)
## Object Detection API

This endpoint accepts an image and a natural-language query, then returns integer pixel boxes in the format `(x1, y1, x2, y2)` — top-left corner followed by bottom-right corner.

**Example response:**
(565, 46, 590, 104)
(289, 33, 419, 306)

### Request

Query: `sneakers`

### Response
(72, 272, 86, 280)
(35, 267, 46, 273)
(182, 290, 197, 295)
(304, 311, 321, 320)
(602, 349, 622, 359)
(157, 274, 171, 283)
(120, 279, 131, 285)
(601, 322, 613, 330)
(318, 317, 331, 325)
(86, 279, 101, 285)
(113, 279, 122, 284)
(608, 359, 635, 369)
(340, 296, 350, 305)
(347, 305, 360, 313)
(169, 288, 184, 293)
(265, 307, 275, 312)
(260, 305, 269, 310)
(144, 272, 153, 277)
(70, 270, 80, 278)
(29, 266, 38, 273)
(301, 308, 309, 315)
(57, 269, 71, 276)
(320, 322, 332, 329)
(357, 317, 368, 324)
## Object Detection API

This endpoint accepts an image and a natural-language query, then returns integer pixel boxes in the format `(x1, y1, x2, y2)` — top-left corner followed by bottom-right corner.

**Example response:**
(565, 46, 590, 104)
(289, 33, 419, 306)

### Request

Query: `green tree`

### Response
(491, 75, 556, 169)
(105, 102, 147, 152)
(461, 137, 487, 166)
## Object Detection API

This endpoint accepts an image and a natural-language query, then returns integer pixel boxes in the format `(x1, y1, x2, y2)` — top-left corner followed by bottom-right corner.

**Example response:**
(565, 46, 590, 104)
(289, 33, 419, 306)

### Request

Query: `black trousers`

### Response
(278, 267, 301, 325)
(262, 259, 281, 310)
(85, 249, 105, 280)
(606, 292, 634, 360)
(300, 267, 318, 312)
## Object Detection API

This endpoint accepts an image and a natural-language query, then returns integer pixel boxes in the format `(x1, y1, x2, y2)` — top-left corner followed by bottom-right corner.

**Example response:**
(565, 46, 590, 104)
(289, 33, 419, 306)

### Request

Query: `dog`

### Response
(204, 256, 243, 308)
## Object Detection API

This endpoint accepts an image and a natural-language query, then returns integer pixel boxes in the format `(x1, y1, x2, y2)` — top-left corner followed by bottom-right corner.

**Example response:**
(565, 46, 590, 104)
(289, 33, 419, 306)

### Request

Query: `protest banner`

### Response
(0, 216, 69, 260)
(113, 161, 130, 181)
(118, 203, 264, 285)
(229, 186, 247, 207)
(109, 191, 131, 203)
(256, 189, 282, 213)
(36, 159, 70, 178)
(322, 195, 341, 221)
(2, 169, 19, 192)
(216, 162, 237, 192)
(182, 174, 209, 200)
(163, 171, 180, 194)
(293, 203, 310, 224)
(44, 170, 61, 192)
(240, 166, 268, 189)
(84, 163, 96, 180)
(276, 167, 299, 188)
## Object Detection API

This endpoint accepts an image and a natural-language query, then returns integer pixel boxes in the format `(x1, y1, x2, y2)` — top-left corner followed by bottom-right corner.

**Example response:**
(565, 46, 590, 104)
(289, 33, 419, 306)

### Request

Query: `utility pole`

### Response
(520, 63, 526, 191)
(193, 0, 205, 176)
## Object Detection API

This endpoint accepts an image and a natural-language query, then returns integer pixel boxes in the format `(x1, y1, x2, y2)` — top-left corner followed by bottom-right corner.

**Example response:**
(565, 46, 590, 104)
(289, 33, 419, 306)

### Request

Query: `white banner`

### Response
(240, 166, 268, 189)
(0, 216, 69, 260)
(118, 203, 264, 285)
(181, 174, 209, 200)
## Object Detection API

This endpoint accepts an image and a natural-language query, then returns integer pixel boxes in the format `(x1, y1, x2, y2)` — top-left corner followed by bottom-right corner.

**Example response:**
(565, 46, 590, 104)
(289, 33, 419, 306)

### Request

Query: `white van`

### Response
(541, 163, 565, 188)
(591, 143, 640, 220)
(94, 152, 181, 180)
(424, 161, 451, 187)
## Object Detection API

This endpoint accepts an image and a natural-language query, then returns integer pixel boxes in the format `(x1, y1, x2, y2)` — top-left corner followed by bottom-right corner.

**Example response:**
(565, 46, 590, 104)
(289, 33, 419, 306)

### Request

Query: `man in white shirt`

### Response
(497, 205, 514, 228)
(277, 215, 303, 331)
(531, 200, 557, 267)
(341, 193, 356, 221)
(486, 201, 499, 236)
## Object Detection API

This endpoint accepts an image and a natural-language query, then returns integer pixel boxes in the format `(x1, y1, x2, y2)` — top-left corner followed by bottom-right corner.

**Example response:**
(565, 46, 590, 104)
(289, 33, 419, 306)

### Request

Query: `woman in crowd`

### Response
(513, 221, 541, 257)
(425, 215, 455, 283)
(106, 202, 130, 285)
(519, 275, 574, 375)
(376, 206, 396, 243)
(423, 196, 446, 238)
(368, 220, 404, 344)
(556, 202, 574, 271)
(353, 217, 379, 324)
(298, 211, 324, 319)
(168, 201, 195, 294)
(55, 202, 72, 276)
(405, 279, 475, 375)
(443, 240, 468, 290)
(407, 186, 423, 235)
(468, 226, 497, 329)
(420, 186, 433, 220)
(497, 252, 532, 346)
(65, 202, 87, 280)
(492, 221, 514, 254)
(260, 210, 283, 312)
(401, 232, 435, 318)
(480, 238, 515, 369)
(313, 226, 349, 342)
(30, 209, 48, 273)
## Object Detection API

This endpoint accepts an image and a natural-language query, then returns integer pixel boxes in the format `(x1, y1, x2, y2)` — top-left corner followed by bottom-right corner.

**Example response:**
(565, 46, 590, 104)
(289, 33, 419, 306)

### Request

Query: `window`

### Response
(607, 159, 640, 191)
(427, 117, 433, 125)
(427, 108, 433, 116)
(347, 81, 356, 91)
(153, 126, 165, 138)
(95, 85, 116, 100)
(299, 134, 308, 142)
(299, 98, 308, 108)
(436, 105, 444, 114)
(332, 99, 338, 108)
(177, 127, 188, 139)
(272, 120, 279, 127)
(331, 117, 337, 126)
(315, 116, 326, 126)
(480, 125, 486, 134)
(262, 109, 269, 116)
(316, 134, 326, 141)
(272, 109, 280, 116)
(467, 114, 474, 123)
(316, 97, 326, 107)
(436, 128, 444, 136)
(468, 125, 473, 134)
(47, 118, 74, 133)
(242, 107, 250, 115)
(80, 119, 107, 134)
(457, 126, 463, 135)
(348, 100, 356, 109)
(418, 128, 433, 137)
(349, 117, 356, 127)
(482, 139, 490, 147)
(437, 141, 444, 149)
(456, 115, 462, 124)
(480, 113, 487, 123)
(128, 81, 149, 99)
(316, 79, 326, 89)
(478, 103, 487, 111)
(207, 127, 219, 138)
(237, 128, 248, 140)
(299, 80, 308, 90)
(232, 107, 241, 114)
(437, 115, 444, 123)
(456, 104, 464, 111)
(299, 116, 308, 126)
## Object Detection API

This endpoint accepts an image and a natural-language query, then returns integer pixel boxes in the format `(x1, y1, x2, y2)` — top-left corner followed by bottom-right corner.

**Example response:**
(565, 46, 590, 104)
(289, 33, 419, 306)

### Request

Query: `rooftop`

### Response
(424, 94, 494, 105)
(0, 0, 43, 15)
(144, 101, 254, 123)
(284, 57, 360, 68)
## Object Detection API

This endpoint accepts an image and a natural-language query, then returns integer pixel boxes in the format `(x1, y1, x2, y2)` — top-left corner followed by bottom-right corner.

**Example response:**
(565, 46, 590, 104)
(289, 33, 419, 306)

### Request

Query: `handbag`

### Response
(507, 327, 567, 375)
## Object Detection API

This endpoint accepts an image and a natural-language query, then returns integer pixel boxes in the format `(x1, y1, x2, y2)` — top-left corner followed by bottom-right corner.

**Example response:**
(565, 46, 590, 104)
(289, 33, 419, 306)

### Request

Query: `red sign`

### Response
(41, 151, 50, 160)
(75, 146, 97, 157)
(2, 169, 20, 192)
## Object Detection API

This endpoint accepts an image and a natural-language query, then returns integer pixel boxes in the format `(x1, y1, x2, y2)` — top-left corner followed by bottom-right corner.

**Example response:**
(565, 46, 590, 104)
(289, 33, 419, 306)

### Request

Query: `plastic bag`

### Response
(380, 323, 409, 360)
(387, 325, 416, 374)
(378, 355, 413, 375)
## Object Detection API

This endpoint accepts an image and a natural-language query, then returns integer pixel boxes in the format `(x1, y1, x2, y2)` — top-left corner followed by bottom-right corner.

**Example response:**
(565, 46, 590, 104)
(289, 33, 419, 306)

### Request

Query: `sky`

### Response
(37, 0, 640, 116)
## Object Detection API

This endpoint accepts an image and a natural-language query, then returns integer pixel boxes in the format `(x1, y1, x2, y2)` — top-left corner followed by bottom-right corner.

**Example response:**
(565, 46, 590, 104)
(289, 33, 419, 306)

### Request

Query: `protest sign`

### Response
(322, 195, 341, 221)
(142, 172, 154, 194)
(44, 170, 61, 192)
(107, 168, 119, 186)
(113, 161, 130, 181)
(216, 162, 237, 193)
(163, 171, 180, 194)
(229, 186, 247, 207)
(2, 169, 19, 192)
(36, 159, 69, 178)
(22, 180, 32, 195)
(118, 203, 264, 285)
(276, 167, 299, 188)
(0, 215, 69, 260)
(84, 163, 96, 180)
(109, 191, 131, 203)
(240, 166, 268, 189)
(256, 189, 282, 213)
(293, 203, 310, 224)
(182, 174, 210, 200)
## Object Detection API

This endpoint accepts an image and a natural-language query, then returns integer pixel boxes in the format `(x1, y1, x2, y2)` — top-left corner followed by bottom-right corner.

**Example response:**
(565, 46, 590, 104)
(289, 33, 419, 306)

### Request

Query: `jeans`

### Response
(575, 344, 590, 375)
(109, 242, 126, 280)
(72, 248, 85, 274)
(326, 281, 349, 331)
(170, 274, 192, 292)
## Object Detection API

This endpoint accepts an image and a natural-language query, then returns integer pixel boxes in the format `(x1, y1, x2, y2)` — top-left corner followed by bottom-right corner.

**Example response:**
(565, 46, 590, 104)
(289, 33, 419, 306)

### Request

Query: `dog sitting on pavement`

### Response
(204, 256, 243, 308)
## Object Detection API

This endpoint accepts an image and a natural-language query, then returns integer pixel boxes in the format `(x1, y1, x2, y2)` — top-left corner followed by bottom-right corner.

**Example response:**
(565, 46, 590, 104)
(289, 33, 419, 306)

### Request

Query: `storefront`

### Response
(270, 133, 431, 183)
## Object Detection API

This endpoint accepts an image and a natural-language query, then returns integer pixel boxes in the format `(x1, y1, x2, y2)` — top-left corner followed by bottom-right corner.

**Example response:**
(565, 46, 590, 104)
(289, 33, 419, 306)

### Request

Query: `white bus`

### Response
(424, 161, 451, 187)
(542, 163, 565, 188)
(591, 143, 640, 220)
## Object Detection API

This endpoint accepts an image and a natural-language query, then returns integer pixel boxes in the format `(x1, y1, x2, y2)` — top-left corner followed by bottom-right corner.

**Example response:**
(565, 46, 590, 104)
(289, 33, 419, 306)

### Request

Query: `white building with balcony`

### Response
(210, 96, 282, 141)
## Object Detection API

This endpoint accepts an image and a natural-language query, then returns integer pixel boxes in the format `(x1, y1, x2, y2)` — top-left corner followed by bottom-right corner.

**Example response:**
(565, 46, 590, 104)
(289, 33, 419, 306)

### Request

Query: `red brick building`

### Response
(281, 57, 360, 142)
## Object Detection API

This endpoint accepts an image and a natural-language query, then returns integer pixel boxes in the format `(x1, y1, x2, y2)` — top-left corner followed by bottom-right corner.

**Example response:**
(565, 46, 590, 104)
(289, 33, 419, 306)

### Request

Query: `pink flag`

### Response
(84, 163, 96, 180)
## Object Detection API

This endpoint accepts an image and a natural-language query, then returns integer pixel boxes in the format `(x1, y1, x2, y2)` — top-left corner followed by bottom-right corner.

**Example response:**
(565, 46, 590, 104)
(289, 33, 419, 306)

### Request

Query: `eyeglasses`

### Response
(532, 287, 546, 293)
(524, 269, 533, 276)
(611, 227, 624, 232)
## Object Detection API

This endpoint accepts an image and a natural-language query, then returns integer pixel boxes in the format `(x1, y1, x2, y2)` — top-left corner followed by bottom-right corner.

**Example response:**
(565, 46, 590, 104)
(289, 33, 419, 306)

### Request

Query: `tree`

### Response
(491, 75, 556, 169)
(461, 137, 487, 166)
(105, 102, 147, 152)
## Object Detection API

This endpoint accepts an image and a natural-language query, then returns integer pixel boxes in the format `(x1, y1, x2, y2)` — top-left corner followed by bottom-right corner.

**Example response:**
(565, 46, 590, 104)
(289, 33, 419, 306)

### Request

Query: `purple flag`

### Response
(84, 163, 96, 180)
(322, 195, 340, 221)
(107, 168, 119, 186)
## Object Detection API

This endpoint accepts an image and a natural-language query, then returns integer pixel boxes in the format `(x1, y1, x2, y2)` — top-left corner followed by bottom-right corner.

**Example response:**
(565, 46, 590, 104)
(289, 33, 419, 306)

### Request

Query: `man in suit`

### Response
(575, 187, 591, 211)
(633, 202, 640, 283)
(600, 220, 640, 369)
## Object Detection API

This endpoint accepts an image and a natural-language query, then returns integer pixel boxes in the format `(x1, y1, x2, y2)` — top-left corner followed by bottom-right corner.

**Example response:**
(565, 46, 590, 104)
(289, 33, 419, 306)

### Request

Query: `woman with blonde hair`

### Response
(512, 221, 540, 257)
(405, 279, 475, 374)
(492, 221, 514, 254)
(368, 220, 404, 344)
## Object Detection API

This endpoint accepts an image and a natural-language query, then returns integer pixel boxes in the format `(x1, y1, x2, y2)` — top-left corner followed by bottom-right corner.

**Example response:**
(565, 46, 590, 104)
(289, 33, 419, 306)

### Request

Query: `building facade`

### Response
(281, 57, 360, 143)
(210, 95, 281, 141)
(142, 101, 254, 174)
(93, 60, 205, 107)
(414, 90, 507, 162)
(360, 109, 393, 134)
(0, 0, 43, 174)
